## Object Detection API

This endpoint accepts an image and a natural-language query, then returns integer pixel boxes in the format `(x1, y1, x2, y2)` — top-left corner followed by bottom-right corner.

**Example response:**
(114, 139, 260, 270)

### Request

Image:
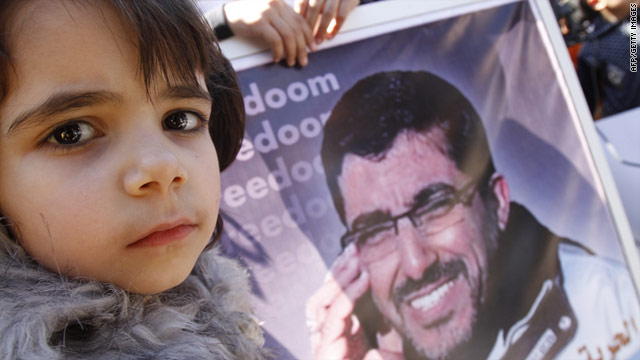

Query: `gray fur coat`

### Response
(0, 242, 268, 359)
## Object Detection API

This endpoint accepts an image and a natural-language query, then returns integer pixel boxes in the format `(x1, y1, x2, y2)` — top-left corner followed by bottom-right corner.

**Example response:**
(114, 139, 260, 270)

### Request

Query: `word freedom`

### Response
(243, 73, 340, 116)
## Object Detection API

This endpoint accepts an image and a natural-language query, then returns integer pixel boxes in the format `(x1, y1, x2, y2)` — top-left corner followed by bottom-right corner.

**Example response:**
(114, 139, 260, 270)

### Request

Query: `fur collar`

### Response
(0, 244, 267, 359)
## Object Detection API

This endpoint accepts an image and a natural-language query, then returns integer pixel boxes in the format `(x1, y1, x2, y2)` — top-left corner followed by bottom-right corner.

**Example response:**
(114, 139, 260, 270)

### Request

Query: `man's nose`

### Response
(121, 133, 188, 196)
(396, 217, 438, 280)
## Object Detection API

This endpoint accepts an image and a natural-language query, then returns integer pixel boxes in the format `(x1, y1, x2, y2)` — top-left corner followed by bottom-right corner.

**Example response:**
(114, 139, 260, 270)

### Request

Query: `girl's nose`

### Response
(122, 137, 188, 196)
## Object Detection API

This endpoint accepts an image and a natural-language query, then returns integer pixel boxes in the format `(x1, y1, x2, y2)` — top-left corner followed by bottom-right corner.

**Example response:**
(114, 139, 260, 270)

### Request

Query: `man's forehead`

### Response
(337, 129, 467, 225)
(339, 129, 452, 182)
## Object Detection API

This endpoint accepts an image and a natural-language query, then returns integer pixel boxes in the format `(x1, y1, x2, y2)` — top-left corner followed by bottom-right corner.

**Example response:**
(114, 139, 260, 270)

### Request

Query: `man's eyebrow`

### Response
(158, 84, 212, 103)
(412, 182, 452, 206)
(6, 91, 124, 137)
(349, 182, 452, 229)
(350, 210, 392, 230)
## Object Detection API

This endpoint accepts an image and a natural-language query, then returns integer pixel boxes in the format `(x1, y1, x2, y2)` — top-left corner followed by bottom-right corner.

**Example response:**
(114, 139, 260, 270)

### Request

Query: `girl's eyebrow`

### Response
(6, 90, 124, 137)
(5, 84, 212, 137)
(158, 84, 212, 103)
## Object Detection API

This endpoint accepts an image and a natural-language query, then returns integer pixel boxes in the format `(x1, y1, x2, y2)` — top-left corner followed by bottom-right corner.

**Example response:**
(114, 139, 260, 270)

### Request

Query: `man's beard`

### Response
(394, 205, 501, 360)
(405, 322, 474, 360)
(389, 258, 480, 360)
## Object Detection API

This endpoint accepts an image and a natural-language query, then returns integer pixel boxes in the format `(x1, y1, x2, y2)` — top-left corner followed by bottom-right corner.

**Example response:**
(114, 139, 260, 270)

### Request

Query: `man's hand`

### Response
(294, 0, 360, 44)
(306, 243, 372, 359)
(224, 0, 315, 67)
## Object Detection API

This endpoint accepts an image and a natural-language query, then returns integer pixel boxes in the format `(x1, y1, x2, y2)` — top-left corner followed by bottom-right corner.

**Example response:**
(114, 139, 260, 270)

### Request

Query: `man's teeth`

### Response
(409, 280, 454, 311)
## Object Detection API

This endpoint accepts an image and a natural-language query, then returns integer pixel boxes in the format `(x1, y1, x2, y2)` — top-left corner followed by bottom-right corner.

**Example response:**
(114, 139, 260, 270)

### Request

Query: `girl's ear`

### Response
(489, 173, 510, 231)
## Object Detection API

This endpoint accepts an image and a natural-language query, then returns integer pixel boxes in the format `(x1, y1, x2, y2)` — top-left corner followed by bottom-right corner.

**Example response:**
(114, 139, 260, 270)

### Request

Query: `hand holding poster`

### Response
(218, 1, 640, 359)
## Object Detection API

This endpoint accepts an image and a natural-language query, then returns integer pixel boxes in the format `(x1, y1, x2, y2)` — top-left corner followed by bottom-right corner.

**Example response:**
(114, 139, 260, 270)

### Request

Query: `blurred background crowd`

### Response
(551, 0, 638, 119)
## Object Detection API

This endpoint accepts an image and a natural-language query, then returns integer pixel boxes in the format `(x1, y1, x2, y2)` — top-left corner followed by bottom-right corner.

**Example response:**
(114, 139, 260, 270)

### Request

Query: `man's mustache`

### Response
(392, 258, 468, 308)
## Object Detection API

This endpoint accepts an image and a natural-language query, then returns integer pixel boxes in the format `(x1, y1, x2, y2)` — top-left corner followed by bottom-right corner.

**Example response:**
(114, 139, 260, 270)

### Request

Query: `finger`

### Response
(294, 0, 309, 17)
(334, 270, 370, 316)
(268, 16, 297, 66)
(375, 349, 406, 360)
(315, 244, 363, 312)
(305, 0, 324, 35)
(295, 28, 309, 67)
(315, 0, 339, 42)
(315, 336, 350, 360)
(318, 251, 362, 304)
(330, 255, 365, 295)
(321, 299, 355, 343)
(278, 6, 313, 65)
(294, 9, 316, 51)
(326, 243, 359, 280)
(260, 25, 285, 63)
(306, 244, 363, 334)
(309, 324, 324, 357)
(327, 242, 359, 274)
(316, 313, 369, 360)
(308, 261, 361, 330)
(328, 0, 359, 38)
(376, 328, 405, 357)
(311, 270, 370, 360)
(364, 349, 385, 360)
(350, 312, 362, 335)
(320, 270, 369, 342)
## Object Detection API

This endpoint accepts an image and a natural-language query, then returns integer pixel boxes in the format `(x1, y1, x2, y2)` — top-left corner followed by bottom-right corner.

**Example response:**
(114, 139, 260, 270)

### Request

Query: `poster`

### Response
(596, 107, 640, 247)
(218, 1, 640, 359)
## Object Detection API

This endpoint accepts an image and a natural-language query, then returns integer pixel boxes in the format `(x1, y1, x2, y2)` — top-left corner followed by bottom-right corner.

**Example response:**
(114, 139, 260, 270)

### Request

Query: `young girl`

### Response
(0, 0, 266, 358)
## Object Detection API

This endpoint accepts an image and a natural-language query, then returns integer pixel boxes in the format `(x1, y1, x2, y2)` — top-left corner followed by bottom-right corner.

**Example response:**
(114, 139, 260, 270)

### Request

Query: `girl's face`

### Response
(0, 1, 221, 294)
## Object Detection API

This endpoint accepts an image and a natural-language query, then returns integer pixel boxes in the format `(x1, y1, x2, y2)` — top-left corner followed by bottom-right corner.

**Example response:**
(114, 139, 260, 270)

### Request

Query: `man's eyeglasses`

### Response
(340, 179, 479, 264)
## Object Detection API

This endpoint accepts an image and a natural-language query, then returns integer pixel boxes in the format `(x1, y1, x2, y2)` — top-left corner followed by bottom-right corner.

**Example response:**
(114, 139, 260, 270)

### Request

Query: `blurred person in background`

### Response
(576, 0, 640, 118)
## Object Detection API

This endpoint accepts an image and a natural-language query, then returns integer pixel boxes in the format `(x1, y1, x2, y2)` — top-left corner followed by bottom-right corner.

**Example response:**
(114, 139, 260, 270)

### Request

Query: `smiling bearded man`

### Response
(305, 70, 640, 360)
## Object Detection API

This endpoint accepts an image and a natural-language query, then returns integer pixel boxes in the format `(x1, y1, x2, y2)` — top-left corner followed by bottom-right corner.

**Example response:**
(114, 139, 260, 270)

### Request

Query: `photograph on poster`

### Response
(218, 1, 640, 359)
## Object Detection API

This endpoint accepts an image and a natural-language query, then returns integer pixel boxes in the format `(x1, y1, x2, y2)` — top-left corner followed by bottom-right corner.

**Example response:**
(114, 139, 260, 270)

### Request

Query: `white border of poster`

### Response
(218, 1, 640, 358)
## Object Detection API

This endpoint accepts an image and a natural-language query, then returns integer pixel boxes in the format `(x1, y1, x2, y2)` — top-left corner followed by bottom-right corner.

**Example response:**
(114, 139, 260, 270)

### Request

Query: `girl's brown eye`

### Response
(163, 111, 201, 131)
(47, 121, 96, 145)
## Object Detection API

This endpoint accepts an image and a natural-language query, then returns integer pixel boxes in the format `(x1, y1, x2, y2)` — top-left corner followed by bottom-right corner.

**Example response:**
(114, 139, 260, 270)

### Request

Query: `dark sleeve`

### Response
(206, 5, 234, 41)
(576, 50, 599, 115)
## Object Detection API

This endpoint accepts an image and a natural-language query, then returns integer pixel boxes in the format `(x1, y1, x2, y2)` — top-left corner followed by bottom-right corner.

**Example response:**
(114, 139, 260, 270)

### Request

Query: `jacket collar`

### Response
(0, 245, 267, 359)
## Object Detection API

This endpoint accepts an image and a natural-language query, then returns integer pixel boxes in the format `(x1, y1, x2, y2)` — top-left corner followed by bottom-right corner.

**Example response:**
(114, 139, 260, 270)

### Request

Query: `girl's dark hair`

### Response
(0, 0, 245, 247)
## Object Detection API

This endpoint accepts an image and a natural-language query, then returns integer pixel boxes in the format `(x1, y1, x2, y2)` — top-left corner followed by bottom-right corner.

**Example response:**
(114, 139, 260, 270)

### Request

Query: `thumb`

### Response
(363, 349, 384, 360)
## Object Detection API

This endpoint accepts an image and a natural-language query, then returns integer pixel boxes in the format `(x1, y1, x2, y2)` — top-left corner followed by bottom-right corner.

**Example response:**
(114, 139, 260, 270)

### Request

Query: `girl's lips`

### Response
(128, 224, 196, 248)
